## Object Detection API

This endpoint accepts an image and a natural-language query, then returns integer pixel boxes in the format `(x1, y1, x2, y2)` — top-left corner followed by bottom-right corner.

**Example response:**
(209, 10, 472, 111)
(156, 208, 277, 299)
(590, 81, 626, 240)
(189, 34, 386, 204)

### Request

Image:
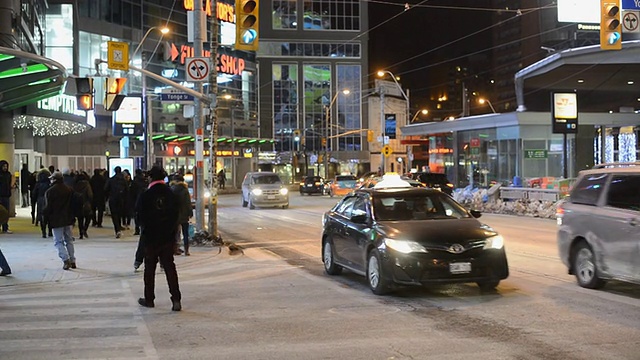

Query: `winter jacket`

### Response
(73, 179, 94, 217)
(104, 173, 128, 214)
(43, 181, 74, 228)
(33, 171, 51, 220)
(90, 170, 106, 204)
(20, 167, 30, 192)
(136, 182, 178, 245)
(171, 181, 193, 224)
(0, 160, 12, 198)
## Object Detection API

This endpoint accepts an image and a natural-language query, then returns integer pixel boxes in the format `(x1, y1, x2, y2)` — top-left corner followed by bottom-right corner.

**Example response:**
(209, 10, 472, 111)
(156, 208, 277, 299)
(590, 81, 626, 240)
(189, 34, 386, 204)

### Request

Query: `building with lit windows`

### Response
(258, 0, 369, 183)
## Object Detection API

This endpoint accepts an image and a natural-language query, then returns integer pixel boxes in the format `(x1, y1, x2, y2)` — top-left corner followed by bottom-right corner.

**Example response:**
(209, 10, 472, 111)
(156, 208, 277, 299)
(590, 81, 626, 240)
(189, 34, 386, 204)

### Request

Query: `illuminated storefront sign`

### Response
(188, 149, 240, 156)
(183, 0, 235, 21)
(37, 94, 85, 117)
(170, 43, 246, 75)
(428, 148, 453, 154)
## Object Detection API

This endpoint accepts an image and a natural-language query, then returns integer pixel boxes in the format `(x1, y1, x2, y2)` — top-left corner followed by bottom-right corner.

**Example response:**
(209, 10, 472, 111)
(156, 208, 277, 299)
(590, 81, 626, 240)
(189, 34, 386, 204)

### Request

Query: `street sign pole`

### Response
(193, 0, 205, 231)
(208, 1, 219, 237)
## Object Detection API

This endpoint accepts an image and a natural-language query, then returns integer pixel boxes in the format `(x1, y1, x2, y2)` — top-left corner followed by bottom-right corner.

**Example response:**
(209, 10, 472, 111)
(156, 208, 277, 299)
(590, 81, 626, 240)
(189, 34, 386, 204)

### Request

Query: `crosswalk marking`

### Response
(0, 280, 157, 360)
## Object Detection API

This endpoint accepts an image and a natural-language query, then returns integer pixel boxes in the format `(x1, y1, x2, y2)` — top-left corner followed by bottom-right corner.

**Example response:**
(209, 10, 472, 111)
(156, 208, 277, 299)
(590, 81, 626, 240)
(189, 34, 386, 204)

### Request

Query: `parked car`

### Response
(299, 176, 325, 195)
(557, 162, 640, 289)
(241, 172, 289, 209)
(328, 174, 358, 197)
(410, 172, 454, 195)
(321, 174, 509, 294)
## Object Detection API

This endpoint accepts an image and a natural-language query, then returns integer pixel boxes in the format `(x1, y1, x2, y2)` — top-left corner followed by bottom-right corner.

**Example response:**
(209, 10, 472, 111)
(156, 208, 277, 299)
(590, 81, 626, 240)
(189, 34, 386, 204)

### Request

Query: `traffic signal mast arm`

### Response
(94, 58, 213, 104)
(327, 128, 372, 139)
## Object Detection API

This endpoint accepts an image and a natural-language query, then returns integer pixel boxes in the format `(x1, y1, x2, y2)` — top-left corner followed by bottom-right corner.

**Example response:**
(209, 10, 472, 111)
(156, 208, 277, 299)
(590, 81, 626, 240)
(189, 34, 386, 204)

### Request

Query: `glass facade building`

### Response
(259, 0, 369, 183)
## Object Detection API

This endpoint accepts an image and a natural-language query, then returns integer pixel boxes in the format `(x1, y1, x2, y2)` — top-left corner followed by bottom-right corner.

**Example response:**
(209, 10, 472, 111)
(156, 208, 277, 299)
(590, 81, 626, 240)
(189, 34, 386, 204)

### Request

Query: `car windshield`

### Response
(372, 192, 469, 221)
(253, 175, 282, 184)
(336, 175, 357, 187)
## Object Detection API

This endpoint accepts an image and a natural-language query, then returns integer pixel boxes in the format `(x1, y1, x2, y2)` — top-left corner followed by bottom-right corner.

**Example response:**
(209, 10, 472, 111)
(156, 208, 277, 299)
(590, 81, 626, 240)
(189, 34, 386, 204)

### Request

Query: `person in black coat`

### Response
(20, 163, 30, 208)
(29, 170, 38, 224)
(33, 169, 52, 238)
(171, 174, 193, 256)
(90, 168, 106, 228)
(73, 172, 93, 239)
(0, 160, 13, 234)
(131, 169, 148, 235)
(136, 165, 181, 311)
(104, 166, 127, 238)
(43, 171, 76, 270)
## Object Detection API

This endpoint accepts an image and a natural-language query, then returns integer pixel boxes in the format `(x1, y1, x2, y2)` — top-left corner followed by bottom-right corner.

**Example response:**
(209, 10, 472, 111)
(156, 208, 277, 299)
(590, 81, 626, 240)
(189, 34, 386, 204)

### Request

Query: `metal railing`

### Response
(499, 188, 561, 202)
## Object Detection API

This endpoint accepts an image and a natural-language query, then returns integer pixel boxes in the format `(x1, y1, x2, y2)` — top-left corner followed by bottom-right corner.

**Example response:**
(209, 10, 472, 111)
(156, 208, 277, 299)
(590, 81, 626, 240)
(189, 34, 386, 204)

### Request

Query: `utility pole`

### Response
(379, 86, 386, 173)
(208, 1, 219, 237)
(193, 0, 205, 230)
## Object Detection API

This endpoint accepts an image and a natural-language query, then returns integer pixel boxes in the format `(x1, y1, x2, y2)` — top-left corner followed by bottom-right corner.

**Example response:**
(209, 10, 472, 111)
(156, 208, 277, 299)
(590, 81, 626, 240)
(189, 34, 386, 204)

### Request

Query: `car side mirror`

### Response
(351, 214, 369, 224)
(469, 209, 482, 218)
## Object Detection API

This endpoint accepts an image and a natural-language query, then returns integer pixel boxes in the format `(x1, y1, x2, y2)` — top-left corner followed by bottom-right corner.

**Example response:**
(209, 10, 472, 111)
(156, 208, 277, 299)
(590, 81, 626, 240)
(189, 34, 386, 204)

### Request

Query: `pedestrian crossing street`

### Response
(0, 279, 158, 360)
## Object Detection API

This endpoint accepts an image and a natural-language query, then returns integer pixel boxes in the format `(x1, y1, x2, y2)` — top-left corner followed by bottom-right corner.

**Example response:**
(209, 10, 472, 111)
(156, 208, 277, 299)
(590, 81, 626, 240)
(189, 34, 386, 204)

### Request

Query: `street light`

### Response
(411, 109, 429, 123)
(132, 26, 170, 170)
(324, 89, 350, 179)
(377, 70, 410, 173)
(478, 98, 497, 113)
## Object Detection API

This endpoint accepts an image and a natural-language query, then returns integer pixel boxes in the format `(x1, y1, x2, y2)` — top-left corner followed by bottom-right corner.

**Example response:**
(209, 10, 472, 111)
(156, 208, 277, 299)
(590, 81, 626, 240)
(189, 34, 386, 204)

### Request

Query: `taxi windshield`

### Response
(372, 193, 469, 221)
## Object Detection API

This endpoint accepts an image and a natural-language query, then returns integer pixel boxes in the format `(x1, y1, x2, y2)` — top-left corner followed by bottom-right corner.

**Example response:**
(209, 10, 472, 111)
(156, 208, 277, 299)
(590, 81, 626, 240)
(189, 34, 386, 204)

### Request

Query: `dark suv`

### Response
(557, 162, 640, 289)
(299, 176, 325, 195)
(411, 172, 454, 195)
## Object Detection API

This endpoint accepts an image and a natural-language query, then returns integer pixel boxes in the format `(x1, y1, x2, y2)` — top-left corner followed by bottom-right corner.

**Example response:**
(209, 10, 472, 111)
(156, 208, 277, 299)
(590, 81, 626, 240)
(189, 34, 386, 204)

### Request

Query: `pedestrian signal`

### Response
(600, 0, 622, 50)
(367, 130, 374, 142)
(104, 78, 127, 111)
(236, 0, 259, 51)
(74, 78, 94, 111)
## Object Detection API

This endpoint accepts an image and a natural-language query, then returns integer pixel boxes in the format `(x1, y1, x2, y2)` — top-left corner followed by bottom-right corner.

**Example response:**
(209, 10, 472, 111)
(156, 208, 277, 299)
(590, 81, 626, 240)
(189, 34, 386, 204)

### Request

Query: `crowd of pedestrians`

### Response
(0, 160, 196, 311)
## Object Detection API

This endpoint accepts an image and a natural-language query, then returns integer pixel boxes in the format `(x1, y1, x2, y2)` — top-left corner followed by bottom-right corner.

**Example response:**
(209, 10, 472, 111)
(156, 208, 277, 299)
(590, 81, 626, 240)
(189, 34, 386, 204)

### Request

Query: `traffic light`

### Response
(600, 0, 622, 50)
(75, 77, 94, 111)
(293, 129, 301, 142)
(104, 77, 127, 111)
(236, 0, 259, 51)
(321, 137, 327, 147)
(367, 130, 374, 142)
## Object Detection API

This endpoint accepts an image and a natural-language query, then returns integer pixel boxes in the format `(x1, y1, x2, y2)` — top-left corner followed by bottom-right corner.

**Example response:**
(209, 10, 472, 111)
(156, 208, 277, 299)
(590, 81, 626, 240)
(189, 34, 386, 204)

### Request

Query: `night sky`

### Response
(368, 0, 493, 113)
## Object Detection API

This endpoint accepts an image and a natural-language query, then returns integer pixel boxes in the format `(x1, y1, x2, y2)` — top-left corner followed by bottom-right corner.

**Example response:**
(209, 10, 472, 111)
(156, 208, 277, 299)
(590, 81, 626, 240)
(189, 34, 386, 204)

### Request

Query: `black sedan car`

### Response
(299, 176, 325, 195)
(321, 183, 508, 295)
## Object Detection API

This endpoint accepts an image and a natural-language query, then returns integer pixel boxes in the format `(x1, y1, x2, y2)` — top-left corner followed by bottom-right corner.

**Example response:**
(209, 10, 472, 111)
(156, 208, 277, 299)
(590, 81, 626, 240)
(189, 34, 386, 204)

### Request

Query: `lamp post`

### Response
(377, 70, 410, 172)
(478, 98, 497, 113)
(131, 26, 169, 170)
(411, 109, 429, 123)
(324, 89, 349, 179)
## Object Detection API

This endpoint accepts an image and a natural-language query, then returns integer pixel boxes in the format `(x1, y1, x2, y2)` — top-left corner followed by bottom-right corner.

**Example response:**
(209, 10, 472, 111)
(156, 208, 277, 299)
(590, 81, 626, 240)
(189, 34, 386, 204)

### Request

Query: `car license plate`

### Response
(449, 262, 471, 274)
(306, 184, 312, 187)
(267, 195, 276, 199)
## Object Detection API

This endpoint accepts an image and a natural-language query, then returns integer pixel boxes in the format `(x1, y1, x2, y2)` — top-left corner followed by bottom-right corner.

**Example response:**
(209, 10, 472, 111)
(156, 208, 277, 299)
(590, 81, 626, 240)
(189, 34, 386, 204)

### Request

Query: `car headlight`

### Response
(204, 190, 210, 198)
(384, 238, 428, 254)
(251, 188, 263, 196)
(280, 188, 289, 195)
(483, 234, 504, 249)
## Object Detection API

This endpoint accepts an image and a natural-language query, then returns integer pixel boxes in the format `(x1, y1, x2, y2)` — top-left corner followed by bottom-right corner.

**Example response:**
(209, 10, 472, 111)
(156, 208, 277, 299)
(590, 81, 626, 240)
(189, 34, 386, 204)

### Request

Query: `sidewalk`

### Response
(0, 206, 221, 287)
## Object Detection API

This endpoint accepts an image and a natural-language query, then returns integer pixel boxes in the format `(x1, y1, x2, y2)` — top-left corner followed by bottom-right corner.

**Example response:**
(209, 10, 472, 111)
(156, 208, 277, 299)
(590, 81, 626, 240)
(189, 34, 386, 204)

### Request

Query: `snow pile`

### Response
(453, 186, 559, 219)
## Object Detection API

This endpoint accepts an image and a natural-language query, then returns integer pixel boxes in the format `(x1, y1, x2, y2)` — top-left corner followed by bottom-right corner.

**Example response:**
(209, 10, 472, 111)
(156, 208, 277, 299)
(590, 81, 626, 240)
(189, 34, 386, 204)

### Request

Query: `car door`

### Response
(601, 174, 640, 280)
(330, 196, 357, 264)
(342, 195, 371, 272)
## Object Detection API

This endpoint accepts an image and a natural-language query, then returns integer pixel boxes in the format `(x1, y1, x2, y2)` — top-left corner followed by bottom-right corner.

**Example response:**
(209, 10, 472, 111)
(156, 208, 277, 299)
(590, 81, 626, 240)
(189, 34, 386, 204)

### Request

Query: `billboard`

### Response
(557, 0, 600, 23)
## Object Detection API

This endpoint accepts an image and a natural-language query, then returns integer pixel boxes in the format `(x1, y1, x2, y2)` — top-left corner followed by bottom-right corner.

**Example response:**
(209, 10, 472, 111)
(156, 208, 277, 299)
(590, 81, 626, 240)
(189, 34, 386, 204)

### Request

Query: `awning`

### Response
(0, 46, 67, 110)
(515, 40, 640, 113)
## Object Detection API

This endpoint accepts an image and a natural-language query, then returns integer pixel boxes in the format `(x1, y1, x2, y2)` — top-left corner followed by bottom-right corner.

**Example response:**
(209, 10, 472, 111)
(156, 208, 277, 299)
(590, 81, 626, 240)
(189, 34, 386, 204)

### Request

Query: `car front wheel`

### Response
(241, 195, 248, 207)
(249, 197, 255, 210)
(323, 237, 342, 275)
(573, 242, 605, 289)
(367, 250, 391, 295)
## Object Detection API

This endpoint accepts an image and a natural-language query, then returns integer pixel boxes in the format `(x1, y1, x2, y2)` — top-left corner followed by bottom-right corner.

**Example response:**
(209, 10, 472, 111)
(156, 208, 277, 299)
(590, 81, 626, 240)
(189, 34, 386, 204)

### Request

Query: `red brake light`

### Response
(556, 204, 564, 217)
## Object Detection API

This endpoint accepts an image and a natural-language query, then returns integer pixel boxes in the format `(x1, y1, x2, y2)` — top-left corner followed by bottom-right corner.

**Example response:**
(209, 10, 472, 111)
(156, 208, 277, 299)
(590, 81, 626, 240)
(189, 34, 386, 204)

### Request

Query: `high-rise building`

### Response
(257, 0, 369, 182)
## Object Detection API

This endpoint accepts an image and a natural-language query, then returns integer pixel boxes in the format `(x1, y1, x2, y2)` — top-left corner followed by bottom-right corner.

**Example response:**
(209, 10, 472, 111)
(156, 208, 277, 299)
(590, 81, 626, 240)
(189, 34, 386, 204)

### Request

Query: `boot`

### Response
(63, 260, 71, 270)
